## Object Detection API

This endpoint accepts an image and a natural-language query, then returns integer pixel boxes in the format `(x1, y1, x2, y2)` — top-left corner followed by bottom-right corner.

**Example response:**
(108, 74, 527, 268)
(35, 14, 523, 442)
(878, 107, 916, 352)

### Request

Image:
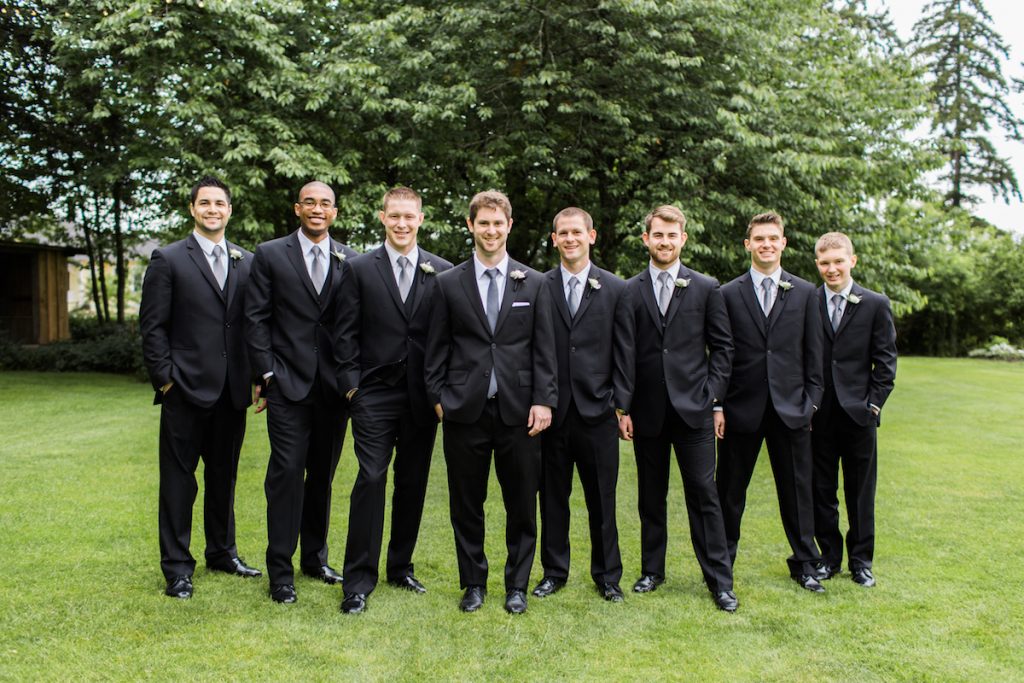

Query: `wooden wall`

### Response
(0, 245, 71, 344)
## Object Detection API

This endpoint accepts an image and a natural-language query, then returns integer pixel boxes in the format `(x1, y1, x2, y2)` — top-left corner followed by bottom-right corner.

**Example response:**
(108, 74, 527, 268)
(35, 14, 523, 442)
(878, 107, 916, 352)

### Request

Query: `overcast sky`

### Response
(869, 0, 1024, 233)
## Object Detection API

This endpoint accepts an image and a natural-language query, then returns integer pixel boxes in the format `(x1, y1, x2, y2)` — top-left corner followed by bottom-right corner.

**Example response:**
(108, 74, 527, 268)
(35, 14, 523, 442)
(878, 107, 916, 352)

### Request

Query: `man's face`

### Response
(745, 222, 786, 272)
(642, 216, 687, 267)
(380, 198, 423, 254)
(816, 247, 857, 292)
(551, 214, 595, 270)
(294, 183, 338, 242)
(467, 206, 512, 260)
(189, 187, 232, 238)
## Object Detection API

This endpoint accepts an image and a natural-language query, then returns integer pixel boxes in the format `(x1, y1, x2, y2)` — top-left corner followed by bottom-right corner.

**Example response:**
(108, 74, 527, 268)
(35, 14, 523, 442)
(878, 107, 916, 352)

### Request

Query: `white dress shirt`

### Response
(192, 231, 227, 282)
(560, 262, 592, 305)
(297, 229, 331, 282)
(648, 260, 681, 302)
(473, 252, 509, 311)
(826, 281, 854, 323)
(384, 241, 419, 285)
(750, 266, 782, 310)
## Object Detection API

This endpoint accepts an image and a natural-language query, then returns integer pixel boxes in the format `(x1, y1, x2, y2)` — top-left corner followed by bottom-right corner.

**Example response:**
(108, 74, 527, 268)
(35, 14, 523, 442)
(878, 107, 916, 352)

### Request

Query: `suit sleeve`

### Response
(244, 245, 275, 380)
(705, 281, 733, 403)
(423, 280, 452, 407)
(803, 287, 825, 409)
(868, 295, 898, 409)
(139, 249, 174, 390)
(332, 261, 361, 396)
(530, 281, 558, 408)
(612, 285, 635, 412)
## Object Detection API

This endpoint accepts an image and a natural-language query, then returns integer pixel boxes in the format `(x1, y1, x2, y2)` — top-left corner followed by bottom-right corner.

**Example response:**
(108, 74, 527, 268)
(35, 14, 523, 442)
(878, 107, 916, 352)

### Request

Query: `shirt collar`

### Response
(827, 280, 854, 299)
(192, 231, 225, 256)
(649, 260, 680, 282)
(750, 267, 781, 289)
(384, 241, 419, 270)
(561, 262, 592, 289)
(474, 252, 509, 280)
(297, 229, 330, 258)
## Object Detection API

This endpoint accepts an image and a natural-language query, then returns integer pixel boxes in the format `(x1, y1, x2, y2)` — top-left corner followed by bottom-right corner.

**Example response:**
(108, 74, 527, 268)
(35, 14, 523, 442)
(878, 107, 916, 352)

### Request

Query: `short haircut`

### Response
(643, 205, 687, 231)
(190, 176, 231, 205)
(815, 231, 855, 256)
(382, 186, 422, 211)
(297, 180, 335, 202)
(747, 211, 784, 238)
(552, 206, 593, 231)
(468, 190, 512, 222)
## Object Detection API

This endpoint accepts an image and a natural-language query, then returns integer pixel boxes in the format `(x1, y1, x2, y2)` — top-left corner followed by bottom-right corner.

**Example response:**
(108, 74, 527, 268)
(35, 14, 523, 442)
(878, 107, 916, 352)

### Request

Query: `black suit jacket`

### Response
(334, 245, 454, 423)
(140, 234, 253, 410)
(245, 230, 359, 402)
(721, 270, 824, 432)
(424, 258, 558, 426)
(817, 282, 897, 427)
(544, 266, 634, 428)
(627, 266, 733, 436)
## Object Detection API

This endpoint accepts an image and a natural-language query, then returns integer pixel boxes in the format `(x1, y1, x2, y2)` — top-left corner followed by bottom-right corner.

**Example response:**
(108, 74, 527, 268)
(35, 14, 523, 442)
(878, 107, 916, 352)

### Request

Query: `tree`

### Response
(913, 0, 1022, 207)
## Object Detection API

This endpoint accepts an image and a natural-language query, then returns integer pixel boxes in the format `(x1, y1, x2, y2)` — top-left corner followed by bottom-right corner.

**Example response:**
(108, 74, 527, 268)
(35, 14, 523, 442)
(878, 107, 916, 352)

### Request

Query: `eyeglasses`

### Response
(300, 199, 335, 209)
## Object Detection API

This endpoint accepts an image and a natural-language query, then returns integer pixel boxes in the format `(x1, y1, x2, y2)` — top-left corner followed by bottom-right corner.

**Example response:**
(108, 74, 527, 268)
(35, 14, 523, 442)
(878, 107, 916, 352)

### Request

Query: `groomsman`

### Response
(140, 176, 262, 599)
(245, 181, 359, 603)
(620, 205, 738, 612)
(333, 187, 453, 614)
(717, 212, 826, 592)
(533, 207, 633, 603)
(424, 190, 557, 614)
(812, 232, 897, 588)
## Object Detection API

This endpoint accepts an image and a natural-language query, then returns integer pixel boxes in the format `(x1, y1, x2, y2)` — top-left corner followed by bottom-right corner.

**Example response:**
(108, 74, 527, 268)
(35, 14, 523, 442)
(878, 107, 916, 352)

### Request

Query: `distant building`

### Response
(0, 240, 82, 344)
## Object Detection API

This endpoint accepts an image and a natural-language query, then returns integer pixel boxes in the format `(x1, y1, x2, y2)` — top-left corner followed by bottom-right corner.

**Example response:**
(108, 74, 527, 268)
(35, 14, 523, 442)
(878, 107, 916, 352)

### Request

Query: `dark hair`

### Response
(189, 176, 231, 205)
(468, 190, 512, 222)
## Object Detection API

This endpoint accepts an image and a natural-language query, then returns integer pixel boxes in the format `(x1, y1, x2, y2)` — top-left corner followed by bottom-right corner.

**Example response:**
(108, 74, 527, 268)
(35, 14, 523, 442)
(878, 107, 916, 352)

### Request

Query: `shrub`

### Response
(967, 337, 1024, 361)
(0, 317, 146, 378)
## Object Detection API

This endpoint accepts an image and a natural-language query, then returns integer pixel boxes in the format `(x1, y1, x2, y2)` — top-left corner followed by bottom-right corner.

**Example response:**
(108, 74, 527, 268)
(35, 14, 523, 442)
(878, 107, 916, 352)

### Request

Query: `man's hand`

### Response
(713, 411, 726, 439)
(434, 403, 444, 421)
(527, 405, 552, 437)
(252, 383, 267, 414)
(618, 414, 634, 441)
(160, 381, 174, 395)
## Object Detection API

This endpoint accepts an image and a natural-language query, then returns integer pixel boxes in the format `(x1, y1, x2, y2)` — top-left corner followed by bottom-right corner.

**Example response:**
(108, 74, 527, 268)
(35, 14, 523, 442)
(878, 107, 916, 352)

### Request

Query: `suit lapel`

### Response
(286, 231, 322, 305)
(835, 281, 862, 337)
(185, 234, 226, 303)
(547, 270, 572, 330)
(458, 261, 492, 333)
(574, 269, 599, 325)
(637, 271, 664, 333)
(373, 246, 408, 320)
(664, 267, 689, 327)
(819, 286, 834, 340)
(224, 241, 239, 309)
(766, 271, 793, 332)
(492, 260, 519, 336)
(737, 273, 767, 337)
(409, 251, 435, 318)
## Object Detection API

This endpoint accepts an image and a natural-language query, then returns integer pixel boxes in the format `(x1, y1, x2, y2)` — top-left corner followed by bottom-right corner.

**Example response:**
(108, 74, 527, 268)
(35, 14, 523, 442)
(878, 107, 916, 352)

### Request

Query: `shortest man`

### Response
(811, 232, 897, 588)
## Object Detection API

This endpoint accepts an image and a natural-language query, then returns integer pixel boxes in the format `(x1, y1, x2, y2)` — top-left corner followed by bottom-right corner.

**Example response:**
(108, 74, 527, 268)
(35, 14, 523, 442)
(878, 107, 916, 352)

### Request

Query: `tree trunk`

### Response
(77, 201, 104, 319)
(94, 193, 111, 323)
(113, 181, 126, 325)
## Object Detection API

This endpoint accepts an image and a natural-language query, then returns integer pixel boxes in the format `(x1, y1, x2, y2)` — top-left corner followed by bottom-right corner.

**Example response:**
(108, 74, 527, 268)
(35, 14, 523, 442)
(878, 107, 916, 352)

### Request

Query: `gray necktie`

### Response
(397, 255, 411, 302)
(212, 244, 226, 290)
(761, 278, 775, 316)
(831, 293, 844, 331)
(485, 268, 499, 397)
(310, 247, 325, 294)
(567, 276, 580, 318)
(657, 271, 672, 315)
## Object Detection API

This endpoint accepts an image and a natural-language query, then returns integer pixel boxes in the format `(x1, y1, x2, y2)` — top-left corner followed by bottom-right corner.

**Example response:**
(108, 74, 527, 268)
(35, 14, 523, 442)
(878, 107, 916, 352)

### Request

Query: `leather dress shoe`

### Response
(814, 562, 841, 581)
(459, 585, 486, 612)
(851, 568, 876, 587)
(598, 582, 624, 602)
(712, 590, 738, 612)
(165, 575, 193, 599)
(632, 574, 664, 593)
(208, 556, 262, 578)
(341, 592, 368, 613)
(531, 576, 566, 598)
(388, 575, 427, 594)
(504, 588, 528, 614)
(302, 564, 343, 585)
(270, 583, 297, 603)
(793, 574, 826, 593)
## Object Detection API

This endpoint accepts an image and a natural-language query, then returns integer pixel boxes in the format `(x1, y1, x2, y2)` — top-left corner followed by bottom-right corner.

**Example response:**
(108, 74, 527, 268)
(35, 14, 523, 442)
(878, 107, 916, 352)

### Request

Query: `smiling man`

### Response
(717, 212, 826, 593)
(424, 190, 557, 614)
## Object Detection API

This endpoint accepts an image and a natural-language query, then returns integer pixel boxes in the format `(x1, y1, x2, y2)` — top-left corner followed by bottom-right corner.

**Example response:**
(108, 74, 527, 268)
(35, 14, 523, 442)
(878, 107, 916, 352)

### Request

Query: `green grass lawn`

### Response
(1, 357, 1022, 681)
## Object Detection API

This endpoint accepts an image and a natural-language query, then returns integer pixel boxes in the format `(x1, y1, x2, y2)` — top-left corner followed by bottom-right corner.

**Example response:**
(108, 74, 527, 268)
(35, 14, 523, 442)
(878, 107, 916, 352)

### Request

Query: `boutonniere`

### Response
(587, 277, 601, 291)
(332, 249, 347, 263)
(419, 261, 436, 275)
(778, 280, 793, 292)
(674, 278, 690, 289)
(228, 248, 243, 262)
(846, 292, 861, 305)
(510, 269, 527, 291)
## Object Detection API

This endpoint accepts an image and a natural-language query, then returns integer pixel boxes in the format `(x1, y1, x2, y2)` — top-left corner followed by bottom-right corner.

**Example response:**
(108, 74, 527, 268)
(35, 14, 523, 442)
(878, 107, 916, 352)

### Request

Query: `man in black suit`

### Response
(532, 207, 633, 604)
(333, 187, 453, 614)
(245, 181, 359, 604)
(717, 211, 826, 592)
(424, 190, 557, 614)
(812, 232, 897, 588)
(140, 176, 262, 599)
(619, 205, 738, 612)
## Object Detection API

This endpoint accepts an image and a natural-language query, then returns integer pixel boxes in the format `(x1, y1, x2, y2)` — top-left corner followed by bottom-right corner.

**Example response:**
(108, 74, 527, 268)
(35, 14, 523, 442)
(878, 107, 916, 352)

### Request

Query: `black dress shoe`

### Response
(814, 562, 841, 581)
(598, 582, 624, 602)
(208, 557, 262, 578)
(793, 574, 826, 593)
(504, 588, 528, 614)
(851, 568, 876, 587)
(270, 583, 297, 603)
(341, 592, 368, 613)
(388, 575, 427, 594)
(301, 564, 343, 585)
(459, 585, 486, 612)
(165, 575, 193, 599)
(632, 575, 664, 593)
(531, 576, 566, 598)
(712, 590, 738, 612)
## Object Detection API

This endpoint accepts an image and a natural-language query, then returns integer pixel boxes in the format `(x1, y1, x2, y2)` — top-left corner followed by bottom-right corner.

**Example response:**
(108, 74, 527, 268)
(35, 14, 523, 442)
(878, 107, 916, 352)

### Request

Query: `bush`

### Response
(967, 337, 1024, 361)
(0, 317, 146, 378)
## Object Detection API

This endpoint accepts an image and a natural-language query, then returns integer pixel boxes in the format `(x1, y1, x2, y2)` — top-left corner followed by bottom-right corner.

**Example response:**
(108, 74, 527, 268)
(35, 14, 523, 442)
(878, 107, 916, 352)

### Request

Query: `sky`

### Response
(870, 0, 1024, 233)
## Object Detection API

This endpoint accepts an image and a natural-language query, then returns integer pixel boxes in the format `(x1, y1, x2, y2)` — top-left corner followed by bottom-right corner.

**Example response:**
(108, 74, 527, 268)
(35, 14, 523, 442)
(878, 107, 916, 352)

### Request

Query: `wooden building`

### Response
(0, 241, 79, 344)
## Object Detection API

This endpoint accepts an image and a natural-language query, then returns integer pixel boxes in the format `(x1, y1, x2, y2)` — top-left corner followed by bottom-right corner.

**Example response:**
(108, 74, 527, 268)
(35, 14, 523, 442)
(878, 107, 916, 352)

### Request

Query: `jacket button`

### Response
(221, 351, 227, 358)
(663, 349, 668, 354)
(491, 343, 496, 349)
(313, 347, 318, 353)
(767, 350, 772, 355)
(225, 323, 230, 328)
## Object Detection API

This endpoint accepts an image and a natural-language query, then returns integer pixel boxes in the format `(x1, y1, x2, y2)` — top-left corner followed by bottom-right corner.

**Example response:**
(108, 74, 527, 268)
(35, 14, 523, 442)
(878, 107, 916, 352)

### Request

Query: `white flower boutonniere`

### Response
(846, 293, 861, 305)
(332, 250, 347, 263)
(419, 261, 436, 275)
(509, 269, 527, 291)
(675, 278, 691, 289)
(778, 280, 793, 292)
(588, 277, 601, 290)
(228, 248, 243, 262)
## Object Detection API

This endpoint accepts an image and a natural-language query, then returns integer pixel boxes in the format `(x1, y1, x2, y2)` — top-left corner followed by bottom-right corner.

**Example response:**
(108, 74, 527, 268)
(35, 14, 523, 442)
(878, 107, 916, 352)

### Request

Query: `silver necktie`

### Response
(485, 268, 499, 397)
(567, 277, 580, 317)
(397, 255, 411, 302)
(761, 278, 775, 316)
(310, 247, 325, 294)
(657, 271, 672, 315)
(831, 293, 844, 331)
(212, 244, 227, 290)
